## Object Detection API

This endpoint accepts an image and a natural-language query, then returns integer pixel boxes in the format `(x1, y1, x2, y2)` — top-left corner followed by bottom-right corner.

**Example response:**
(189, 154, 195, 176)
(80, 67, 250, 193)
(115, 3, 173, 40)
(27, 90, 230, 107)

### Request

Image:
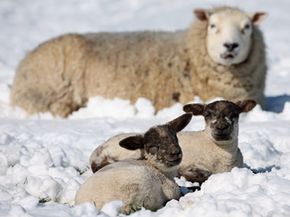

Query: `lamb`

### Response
(75, 113, 192, 214)
(90, 99, 256, 183)
(11, 6, 267, 117)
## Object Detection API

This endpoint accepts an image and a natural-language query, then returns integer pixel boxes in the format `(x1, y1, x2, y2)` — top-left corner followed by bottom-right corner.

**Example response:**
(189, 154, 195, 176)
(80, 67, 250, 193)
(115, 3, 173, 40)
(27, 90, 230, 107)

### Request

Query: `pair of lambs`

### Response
(11, 6, 267, 117)
(76, 99, 256, 214)
(75, 113, 193, 214)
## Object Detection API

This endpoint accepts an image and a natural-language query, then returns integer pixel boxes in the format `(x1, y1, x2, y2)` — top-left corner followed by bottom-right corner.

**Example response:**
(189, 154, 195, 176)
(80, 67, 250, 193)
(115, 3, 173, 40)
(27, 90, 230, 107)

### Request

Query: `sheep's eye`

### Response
(210, 24, 216, 29)
(244, 23, 251, 30)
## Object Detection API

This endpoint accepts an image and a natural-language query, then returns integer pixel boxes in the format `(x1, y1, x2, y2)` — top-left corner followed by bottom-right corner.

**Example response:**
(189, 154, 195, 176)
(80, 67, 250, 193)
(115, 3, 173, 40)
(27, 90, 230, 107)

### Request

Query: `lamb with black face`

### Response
(183, 100, 256, 142)
(143, 126, 182, 167)
(119, 113, 192, 171)
(204, 102, 241, 141)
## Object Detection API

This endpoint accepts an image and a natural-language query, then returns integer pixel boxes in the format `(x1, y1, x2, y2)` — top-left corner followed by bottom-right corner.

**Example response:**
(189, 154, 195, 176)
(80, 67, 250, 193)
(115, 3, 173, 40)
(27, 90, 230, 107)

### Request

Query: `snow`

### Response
(0, 0, 290, 216)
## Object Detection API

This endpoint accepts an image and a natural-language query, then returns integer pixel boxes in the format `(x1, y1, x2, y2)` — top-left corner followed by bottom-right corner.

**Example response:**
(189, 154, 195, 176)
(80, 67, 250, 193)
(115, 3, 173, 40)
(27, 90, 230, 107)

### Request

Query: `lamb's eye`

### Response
(229, 112, 239, 119)
(204, 111, 212, 118)
(149, 146, 158, 154)
(210, 24, 216, 29)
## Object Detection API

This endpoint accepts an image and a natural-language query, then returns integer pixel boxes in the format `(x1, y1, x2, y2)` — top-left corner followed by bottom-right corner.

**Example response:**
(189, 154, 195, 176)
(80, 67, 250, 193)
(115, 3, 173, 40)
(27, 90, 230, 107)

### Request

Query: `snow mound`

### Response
(1, 0, 290, 217)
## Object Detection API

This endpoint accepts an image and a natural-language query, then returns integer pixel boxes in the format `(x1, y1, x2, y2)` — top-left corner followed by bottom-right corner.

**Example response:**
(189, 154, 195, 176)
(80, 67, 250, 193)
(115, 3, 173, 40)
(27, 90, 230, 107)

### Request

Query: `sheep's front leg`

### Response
(121, 203, 142, 215)
(161, 178, 180, 201)
(119, 183, 144, 214)
(180, 166, 212, 184)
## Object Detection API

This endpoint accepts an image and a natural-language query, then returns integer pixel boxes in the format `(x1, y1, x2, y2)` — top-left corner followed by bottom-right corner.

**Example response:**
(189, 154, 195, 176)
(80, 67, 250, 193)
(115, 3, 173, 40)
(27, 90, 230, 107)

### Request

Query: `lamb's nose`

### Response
(170, 147, 181, 155)
(216, 122, 230, 130)
(224, 42, 239, 51)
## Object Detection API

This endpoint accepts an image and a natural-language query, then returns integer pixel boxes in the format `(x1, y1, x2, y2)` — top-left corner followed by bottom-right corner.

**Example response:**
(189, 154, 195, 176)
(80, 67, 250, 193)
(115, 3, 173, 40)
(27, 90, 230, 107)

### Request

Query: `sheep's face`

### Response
(183, 100, 256, 142)
(119, 113, 192, 170)
(143, 126, 182, 168)
(202, 101, 241, 141)
(194, 8, 267, 66)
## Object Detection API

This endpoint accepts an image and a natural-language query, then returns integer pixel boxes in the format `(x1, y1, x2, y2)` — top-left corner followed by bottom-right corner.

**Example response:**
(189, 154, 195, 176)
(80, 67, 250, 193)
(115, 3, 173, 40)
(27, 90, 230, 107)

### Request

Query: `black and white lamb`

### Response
(75, 113, 192, 214)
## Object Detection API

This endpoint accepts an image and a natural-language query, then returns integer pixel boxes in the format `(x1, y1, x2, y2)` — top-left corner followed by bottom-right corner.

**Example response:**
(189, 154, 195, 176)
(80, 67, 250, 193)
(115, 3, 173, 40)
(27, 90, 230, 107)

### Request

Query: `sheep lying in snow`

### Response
(11, 6, 267, 117)
(90, 100, 256, 183)
(75, 113, 192, 214)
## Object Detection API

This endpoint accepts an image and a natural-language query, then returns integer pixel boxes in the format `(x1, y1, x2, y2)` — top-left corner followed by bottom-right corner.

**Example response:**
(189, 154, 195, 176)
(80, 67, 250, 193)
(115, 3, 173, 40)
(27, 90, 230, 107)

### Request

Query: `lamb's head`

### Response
(119, 113, 192, 171)
(194, 7, 267, 66)
(184, 100, 256, 142)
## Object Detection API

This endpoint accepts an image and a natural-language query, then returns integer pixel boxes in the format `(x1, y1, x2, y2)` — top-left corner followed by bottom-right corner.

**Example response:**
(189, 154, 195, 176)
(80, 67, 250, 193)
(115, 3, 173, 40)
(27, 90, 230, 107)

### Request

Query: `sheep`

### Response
(90, 99, 256, 183)
(75, 113, 192, 214)
(11, 6, 267, 117)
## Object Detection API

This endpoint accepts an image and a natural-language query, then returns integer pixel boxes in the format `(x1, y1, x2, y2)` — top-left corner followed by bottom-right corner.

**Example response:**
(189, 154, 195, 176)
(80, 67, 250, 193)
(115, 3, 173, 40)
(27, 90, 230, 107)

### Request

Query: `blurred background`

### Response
(0, 0, 289, 113)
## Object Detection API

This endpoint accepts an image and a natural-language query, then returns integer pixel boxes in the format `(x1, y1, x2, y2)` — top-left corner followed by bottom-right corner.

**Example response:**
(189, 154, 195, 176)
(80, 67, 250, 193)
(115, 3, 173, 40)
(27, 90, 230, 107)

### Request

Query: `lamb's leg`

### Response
(119, 183, 142, 214)
(179, 166, 212, 188)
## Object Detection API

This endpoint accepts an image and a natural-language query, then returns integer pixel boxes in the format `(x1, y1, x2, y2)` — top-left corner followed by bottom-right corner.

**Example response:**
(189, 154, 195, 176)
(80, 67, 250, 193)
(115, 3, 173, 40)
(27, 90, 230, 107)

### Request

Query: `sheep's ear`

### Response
(183, 103, 204, 116)
(119, 135, 144, 150)
(250, 12, 268, 25)
(167, 113, 192, 133)
(236, 100, 256, 113)
(194, 8, 211, 21)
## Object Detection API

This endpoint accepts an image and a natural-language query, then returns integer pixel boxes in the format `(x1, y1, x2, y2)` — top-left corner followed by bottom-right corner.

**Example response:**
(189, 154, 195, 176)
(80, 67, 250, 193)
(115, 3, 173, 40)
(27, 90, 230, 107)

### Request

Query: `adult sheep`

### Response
(11, 6, 267, 117)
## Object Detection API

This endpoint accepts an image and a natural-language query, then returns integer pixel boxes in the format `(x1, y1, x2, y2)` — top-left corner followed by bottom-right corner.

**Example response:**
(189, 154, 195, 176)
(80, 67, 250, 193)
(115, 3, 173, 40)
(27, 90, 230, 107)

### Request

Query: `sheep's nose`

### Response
(224, 42, 239, 52)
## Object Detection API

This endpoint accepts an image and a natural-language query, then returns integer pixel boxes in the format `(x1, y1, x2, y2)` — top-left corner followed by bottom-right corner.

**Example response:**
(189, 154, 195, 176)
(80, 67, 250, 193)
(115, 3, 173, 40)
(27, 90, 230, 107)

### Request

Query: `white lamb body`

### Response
(75, 160, 180, 214)
(177, 131, 243, 181)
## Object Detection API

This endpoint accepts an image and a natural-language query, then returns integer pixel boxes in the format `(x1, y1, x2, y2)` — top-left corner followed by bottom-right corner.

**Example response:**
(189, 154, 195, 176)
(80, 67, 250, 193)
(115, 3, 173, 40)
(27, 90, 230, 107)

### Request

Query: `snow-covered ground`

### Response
(1, 0, 290, 216)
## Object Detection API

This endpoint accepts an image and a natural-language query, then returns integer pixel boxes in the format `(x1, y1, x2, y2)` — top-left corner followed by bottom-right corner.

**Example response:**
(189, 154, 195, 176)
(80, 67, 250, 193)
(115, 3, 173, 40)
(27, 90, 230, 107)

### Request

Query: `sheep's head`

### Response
(194, 7, 267, 66)
(184, 100, 256, 142)
(119, 113, 192, 170)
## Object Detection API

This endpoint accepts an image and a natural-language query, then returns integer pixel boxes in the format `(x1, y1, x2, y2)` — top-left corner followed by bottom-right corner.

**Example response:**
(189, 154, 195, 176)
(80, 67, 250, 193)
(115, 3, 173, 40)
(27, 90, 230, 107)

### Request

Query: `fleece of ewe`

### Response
(11, 6, 267, 117)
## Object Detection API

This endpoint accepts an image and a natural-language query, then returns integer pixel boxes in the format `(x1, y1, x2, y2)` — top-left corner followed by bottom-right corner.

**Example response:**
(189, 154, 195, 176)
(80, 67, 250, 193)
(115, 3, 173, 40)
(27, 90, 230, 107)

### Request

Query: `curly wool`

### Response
(185, 9, 266, 104)
(10, 7, 266, 117)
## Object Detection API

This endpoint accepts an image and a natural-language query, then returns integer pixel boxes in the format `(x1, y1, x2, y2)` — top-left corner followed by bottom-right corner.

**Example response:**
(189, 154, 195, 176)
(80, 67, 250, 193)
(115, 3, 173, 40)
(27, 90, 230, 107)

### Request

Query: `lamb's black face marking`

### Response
(183, 100, 256, 141)
(119, 113, 192, 169)
(143, 126, 182, 167)
(203, 101, 241, 141)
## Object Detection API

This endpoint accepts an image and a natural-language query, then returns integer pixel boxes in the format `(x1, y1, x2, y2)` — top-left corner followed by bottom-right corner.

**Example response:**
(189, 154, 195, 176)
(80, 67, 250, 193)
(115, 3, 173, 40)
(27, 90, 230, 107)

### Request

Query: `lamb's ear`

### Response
(167, 113, 192, 133)
(119, 135, 144, 150)
(183, 103, 204, 116)
(250, 12, 268, 25)
(236, 100, 256, 113)
(194, 8, 211, 21)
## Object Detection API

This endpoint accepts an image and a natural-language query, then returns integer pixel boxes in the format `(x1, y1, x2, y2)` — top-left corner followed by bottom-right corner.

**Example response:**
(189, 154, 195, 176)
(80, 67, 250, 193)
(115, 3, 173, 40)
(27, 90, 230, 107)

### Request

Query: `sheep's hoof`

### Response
(121, 204, 141, 215)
